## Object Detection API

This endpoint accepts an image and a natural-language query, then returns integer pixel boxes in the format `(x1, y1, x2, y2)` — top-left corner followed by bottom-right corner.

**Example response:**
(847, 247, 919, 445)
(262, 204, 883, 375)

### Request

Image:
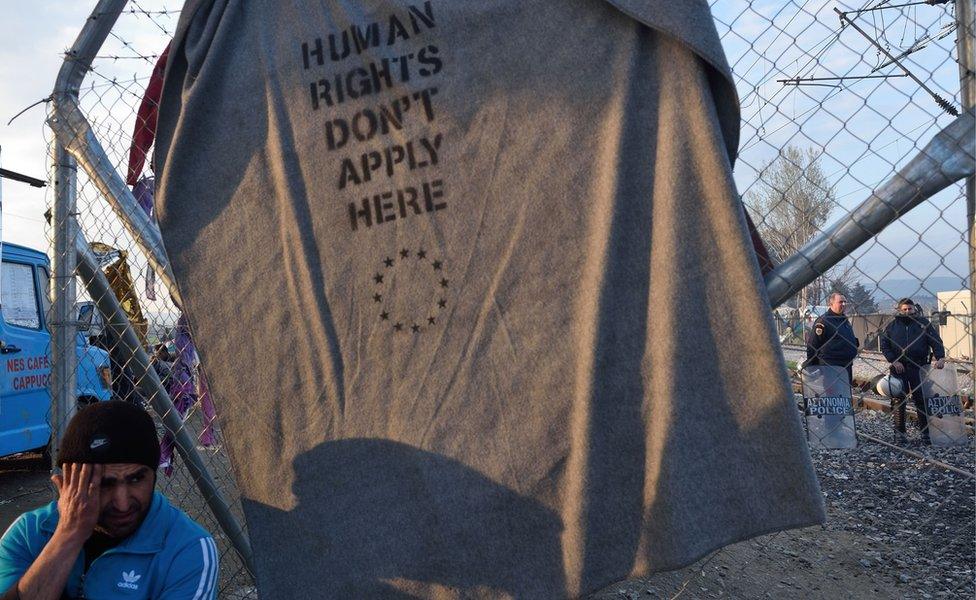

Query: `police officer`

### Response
(880, 298, 946, 445)
(806, 292, 860, 385)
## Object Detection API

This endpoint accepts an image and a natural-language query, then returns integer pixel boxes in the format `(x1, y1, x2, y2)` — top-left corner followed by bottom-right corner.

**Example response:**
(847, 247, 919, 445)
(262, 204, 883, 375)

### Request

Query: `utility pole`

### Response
(955, 0, 975, 371)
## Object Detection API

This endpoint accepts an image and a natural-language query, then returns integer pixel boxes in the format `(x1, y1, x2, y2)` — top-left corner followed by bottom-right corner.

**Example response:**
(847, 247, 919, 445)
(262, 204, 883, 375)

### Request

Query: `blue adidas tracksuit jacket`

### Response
(0, 492, 218, 599)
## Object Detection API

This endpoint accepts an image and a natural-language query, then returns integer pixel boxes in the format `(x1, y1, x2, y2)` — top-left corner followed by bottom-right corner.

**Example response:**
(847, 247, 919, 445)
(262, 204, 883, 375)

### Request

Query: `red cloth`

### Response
(126, 44, 170, 186)
(745, 212, 775, 275)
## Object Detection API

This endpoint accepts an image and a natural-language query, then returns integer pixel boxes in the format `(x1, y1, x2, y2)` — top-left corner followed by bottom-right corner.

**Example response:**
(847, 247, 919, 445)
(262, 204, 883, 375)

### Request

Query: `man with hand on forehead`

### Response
(0, 401, 218, 599)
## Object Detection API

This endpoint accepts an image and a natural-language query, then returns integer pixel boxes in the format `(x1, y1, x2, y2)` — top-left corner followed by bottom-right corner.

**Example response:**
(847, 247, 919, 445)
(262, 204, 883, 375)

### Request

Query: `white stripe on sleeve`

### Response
(201, 537, 219, 600)
(191, 537, 213, 600)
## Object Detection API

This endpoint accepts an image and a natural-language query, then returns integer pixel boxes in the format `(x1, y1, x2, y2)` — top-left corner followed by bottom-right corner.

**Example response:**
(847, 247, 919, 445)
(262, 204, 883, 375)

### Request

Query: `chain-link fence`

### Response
(42, 1, 256, 598)
(37, 0, 974, 599)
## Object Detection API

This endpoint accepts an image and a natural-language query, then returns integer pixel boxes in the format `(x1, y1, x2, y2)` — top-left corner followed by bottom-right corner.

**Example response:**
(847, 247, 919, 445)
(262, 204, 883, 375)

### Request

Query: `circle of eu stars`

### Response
(372, 247, 449, 335)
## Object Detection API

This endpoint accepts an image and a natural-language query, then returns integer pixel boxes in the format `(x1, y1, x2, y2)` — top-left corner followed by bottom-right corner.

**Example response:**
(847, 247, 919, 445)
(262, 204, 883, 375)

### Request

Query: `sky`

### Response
(0, 0, 970, 298)
(1, 1, 91, 249)
(0, 1, 176, 249)
(711, 0, 970, 295)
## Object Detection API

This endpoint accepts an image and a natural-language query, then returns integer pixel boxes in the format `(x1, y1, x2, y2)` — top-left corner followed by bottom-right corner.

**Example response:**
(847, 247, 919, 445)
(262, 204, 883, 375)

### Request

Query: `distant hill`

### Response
(871, 276, 968, 310)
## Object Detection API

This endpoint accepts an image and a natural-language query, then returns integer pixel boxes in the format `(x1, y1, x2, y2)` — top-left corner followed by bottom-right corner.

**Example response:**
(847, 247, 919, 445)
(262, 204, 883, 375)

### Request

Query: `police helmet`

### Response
(875, 374, 906, 399)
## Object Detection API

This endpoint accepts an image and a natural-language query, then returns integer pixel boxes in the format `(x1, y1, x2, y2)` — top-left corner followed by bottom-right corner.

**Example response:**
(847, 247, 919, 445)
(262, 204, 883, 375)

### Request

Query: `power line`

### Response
(846, 0, 951, 16)
(778, 73, 909, 87)
(872, 20, 957, 71)
(3, 210, 47, 224)
(835, 7, 960, 115)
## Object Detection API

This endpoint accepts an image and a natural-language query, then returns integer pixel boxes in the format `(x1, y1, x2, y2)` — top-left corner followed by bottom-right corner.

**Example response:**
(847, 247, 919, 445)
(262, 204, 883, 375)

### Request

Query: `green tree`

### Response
(830, 278, 879, 314)
(845, 281, 878, 314)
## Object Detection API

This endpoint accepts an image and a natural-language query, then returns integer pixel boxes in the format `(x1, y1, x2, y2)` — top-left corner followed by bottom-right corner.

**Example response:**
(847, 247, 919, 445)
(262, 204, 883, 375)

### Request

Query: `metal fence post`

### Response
(49, 142, 78, 470)
(49, 100, 180, 305)
(765, 113, 976, 308)
(74, 236, 256, 577)
(956, 0, 975, 378)
(48, 0, 127, 472)
(47, 0, 257, 585)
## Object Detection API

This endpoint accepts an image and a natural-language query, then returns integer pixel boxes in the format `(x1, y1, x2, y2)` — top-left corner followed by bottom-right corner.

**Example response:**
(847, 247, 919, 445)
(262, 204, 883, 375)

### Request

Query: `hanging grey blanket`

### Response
(154, 1, 824, 597)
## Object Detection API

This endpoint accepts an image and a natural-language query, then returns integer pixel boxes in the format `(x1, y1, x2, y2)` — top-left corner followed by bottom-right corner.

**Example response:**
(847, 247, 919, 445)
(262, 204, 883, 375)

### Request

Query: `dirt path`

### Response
(596, 411, 974, 599)
(0, 452, 53, 533)
(595, 526, 908, 599)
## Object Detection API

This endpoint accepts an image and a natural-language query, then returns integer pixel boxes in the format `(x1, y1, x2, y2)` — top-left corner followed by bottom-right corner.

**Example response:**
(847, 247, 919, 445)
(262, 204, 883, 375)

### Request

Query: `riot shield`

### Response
(920, 366, 968, 446)
(801, 365, 857, 449)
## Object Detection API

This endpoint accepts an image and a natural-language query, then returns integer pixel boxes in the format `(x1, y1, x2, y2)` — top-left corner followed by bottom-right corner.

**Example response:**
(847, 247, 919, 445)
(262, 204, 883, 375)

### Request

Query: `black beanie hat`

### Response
(57, 401, 160, 470)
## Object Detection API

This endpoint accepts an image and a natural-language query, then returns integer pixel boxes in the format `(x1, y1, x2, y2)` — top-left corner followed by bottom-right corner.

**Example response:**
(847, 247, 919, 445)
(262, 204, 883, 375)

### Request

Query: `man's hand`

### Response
(5, 464, 103, 600)
(934, 358, 946, 370)
(892, 361, 905, 374)
(51, 463, 103, 543)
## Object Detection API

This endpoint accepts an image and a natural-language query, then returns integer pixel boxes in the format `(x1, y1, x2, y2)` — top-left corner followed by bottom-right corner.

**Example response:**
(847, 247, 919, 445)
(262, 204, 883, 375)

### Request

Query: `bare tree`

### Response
(745, 146, 836, 309)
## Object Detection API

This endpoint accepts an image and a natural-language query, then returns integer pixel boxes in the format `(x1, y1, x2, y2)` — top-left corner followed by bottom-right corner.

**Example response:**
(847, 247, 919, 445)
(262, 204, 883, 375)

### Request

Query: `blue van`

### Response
(0, 242, 112, 457)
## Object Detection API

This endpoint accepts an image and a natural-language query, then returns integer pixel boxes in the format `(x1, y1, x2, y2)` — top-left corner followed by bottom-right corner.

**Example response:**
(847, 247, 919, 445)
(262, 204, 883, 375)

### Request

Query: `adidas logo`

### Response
(117, 570, 141, 590)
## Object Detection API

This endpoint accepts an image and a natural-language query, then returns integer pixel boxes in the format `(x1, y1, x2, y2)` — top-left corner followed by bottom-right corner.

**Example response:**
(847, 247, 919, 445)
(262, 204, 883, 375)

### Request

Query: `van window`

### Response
(1, 261, 41, 329)
(37, 267, 52, 329)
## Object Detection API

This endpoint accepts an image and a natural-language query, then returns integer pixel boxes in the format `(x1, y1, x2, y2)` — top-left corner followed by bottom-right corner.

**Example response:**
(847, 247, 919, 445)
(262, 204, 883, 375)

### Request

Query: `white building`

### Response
(937, 290, 973, 362)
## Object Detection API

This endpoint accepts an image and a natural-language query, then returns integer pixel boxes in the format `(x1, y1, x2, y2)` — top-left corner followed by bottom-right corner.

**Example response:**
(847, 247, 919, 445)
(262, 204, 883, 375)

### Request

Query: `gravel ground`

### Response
(594, 409, 975, 599)
(817, 410, 975, 597)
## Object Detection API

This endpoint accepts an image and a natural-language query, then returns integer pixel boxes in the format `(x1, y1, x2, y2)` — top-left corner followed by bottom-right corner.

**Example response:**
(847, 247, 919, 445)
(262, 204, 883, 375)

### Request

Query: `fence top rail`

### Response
(53, 0, 128, 98)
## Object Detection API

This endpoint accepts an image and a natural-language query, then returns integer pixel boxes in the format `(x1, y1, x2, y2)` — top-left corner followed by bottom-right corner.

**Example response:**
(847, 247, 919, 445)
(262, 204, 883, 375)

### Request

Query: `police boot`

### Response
(920, 428, 932, 447)
(917, 410, 932, 446)
(892, 399, 907, 444)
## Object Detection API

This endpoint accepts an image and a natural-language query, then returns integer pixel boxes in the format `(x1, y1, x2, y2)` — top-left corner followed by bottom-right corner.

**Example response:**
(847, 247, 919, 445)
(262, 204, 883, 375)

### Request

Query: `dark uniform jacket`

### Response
(880, 315, 945, 370)
(806, 309, 859, 367)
